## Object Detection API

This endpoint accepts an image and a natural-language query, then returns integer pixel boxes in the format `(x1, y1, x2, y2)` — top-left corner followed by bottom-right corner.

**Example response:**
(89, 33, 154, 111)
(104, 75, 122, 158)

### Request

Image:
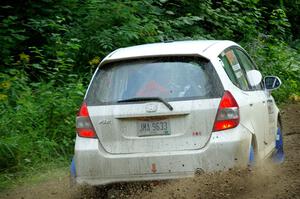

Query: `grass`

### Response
(0, 159, 70, 192)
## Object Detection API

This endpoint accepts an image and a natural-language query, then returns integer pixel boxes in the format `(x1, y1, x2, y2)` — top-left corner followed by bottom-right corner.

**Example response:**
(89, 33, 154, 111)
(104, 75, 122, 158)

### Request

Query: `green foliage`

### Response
(0, 15, 28, 65)
(0, 78, 84, 172)
(246, 37, 300, 102)
(268, 9, 291, 40)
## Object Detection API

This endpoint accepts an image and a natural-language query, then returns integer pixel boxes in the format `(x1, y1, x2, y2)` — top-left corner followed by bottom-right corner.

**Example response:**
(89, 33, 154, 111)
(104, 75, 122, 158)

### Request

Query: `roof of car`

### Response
(101, 40, 239, 64)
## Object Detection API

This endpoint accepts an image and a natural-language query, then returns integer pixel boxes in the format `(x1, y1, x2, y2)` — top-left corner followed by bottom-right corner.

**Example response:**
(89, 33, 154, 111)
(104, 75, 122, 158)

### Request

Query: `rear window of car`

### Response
(86, 56, 224, 105)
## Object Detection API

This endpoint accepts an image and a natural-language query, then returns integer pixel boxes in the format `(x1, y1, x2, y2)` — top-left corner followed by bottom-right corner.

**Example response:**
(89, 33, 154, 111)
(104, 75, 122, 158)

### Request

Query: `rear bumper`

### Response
(74, 125, 252, 186)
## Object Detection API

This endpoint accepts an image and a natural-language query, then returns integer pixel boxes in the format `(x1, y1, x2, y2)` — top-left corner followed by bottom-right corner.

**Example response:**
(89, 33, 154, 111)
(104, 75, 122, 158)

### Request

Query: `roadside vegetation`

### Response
(0, 0, 299, 190)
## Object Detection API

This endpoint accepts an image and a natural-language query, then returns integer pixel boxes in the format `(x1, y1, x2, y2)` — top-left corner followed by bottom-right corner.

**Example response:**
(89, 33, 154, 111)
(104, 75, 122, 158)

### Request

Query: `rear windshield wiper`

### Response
(118, 97, 173, 111)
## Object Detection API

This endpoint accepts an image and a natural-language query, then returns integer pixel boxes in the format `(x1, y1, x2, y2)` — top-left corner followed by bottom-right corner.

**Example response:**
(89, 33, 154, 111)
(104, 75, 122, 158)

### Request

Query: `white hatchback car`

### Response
(71, 40, 284, 186)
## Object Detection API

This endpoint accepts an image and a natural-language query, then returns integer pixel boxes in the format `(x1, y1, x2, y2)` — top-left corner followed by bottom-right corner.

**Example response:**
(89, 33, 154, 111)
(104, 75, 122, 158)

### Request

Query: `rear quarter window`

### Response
(219, 49, 250, 91)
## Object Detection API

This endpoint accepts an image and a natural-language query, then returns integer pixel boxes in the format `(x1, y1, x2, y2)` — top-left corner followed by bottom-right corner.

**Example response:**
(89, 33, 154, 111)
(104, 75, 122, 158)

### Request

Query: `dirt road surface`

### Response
(1, 103, 300, 199)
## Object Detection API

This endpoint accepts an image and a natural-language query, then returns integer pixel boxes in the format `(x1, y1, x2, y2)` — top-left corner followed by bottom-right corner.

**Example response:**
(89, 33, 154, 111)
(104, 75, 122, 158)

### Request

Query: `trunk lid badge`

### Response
(145, 103, 158, 112)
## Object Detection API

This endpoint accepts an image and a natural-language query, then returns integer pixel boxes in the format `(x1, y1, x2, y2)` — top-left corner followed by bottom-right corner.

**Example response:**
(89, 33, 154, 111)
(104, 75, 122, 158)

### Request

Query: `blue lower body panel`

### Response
(70, 158, 76, 177)
(272, 127, 285, 163)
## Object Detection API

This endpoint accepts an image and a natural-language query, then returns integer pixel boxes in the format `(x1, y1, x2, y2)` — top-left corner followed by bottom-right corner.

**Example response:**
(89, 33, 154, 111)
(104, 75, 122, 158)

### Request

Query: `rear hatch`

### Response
(86, 56, 223, 154)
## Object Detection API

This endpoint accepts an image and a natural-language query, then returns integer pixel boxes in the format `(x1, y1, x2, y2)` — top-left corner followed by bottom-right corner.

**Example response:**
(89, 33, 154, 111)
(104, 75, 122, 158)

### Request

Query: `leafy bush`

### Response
(0, 74, 85, 173)
(244, 37, 300, 102)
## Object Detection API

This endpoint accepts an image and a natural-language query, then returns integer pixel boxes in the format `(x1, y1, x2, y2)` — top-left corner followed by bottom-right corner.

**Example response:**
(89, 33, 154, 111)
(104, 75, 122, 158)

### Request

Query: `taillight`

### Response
(76, 102, 97, 138)
(213, 91, 239, 132)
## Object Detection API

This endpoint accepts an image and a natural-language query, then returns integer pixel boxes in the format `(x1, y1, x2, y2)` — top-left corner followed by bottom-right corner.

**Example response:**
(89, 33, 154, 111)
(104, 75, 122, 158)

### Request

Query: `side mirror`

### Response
(246, 70, 262, 87)
(264, 76, 282, 91)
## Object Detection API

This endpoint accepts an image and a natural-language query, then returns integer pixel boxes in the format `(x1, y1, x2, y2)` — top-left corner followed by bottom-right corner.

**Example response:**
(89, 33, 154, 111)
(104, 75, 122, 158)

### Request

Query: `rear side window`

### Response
(86, 56, 224, 105)
(234, 49, 262, 90)
(219, 54, 239, 86)
(219, 49, 250, 90)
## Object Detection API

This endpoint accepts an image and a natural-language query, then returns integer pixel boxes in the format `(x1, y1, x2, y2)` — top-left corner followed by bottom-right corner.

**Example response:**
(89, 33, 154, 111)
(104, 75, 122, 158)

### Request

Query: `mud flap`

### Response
(70, 158, 76, 176)
(70, 157, 76, 187)
(248, 145, 255, 166)
(272, 127, 285, 163)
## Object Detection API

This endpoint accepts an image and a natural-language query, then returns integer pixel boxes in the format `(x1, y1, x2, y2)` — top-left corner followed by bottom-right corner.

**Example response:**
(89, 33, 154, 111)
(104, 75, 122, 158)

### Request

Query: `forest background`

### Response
(0, 0, 299, 189)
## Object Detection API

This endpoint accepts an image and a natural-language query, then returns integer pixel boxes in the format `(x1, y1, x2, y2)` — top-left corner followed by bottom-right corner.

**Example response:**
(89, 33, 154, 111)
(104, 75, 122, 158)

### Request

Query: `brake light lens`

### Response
(213, 91, 239, 132)
(76, 102, 97, 138)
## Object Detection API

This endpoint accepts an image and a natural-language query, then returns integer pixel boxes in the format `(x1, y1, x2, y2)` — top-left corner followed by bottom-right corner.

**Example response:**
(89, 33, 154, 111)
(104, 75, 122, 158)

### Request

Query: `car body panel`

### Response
(88, 99, 220, 154)
(74, 126, 252, 185)
(265, 95, 278, 156)
(210, 47, 278, 159)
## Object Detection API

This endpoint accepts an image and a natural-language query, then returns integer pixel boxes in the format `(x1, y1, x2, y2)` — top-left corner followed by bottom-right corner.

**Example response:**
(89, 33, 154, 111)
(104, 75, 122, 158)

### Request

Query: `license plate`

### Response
(137, 120, 171, 136)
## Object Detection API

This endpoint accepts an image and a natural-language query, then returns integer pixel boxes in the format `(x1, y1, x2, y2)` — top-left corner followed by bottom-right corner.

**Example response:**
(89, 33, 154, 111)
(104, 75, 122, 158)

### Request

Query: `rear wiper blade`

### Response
(118, 97, 173, 111)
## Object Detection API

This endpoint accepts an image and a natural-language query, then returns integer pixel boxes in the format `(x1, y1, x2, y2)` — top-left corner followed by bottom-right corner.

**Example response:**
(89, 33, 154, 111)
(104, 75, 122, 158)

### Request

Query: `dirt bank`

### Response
(1, 103, 300, 199)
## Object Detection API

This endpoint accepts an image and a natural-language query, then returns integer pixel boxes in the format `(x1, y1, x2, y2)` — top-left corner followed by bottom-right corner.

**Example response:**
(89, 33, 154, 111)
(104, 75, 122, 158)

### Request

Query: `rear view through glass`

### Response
(86, 56, 223, 105)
